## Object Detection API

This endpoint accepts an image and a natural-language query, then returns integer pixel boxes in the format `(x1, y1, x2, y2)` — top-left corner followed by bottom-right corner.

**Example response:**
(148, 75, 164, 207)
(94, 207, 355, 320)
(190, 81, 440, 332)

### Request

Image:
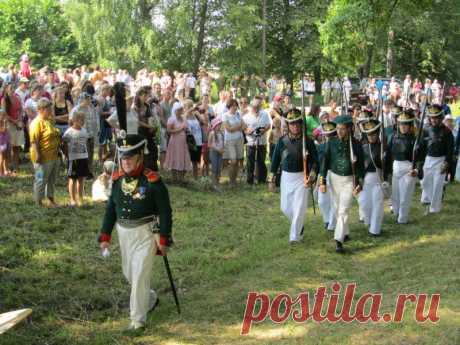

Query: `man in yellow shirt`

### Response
(29, 98, 61, 206)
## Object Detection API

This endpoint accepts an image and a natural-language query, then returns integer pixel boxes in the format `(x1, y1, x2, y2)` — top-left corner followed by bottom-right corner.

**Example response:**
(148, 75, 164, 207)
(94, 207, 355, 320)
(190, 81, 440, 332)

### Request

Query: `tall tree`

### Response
(265, 0, 328, 86)
(193, 0, 209, 73)
(0, 0, 88, 68)
(319, 0, 460, 81)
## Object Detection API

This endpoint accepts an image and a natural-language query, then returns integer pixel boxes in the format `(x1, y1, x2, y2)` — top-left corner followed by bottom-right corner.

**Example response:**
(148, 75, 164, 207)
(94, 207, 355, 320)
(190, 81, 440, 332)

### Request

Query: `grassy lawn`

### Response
(1, 164, 459, 345)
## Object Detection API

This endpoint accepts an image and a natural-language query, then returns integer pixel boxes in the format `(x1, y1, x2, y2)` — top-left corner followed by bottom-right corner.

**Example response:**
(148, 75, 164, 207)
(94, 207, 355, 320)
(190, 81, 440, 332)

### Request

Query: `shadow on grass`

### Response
(1, 171, 459, 344)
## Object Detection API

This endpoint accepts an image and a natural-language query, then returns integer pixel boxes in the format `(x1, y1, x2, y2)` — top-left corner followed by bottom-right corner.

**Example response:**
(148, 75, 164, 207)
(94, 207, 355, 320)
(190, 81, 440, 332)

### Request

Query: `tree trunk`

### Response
(314, 63, 321, 93)
(262, 0, 267, 78)
(138, 0, 153, 23)
(192, 0, 208, 74)
(386, 28, 394, 77)
(191, 0, 197, 31)
(363, 45, 373, 77)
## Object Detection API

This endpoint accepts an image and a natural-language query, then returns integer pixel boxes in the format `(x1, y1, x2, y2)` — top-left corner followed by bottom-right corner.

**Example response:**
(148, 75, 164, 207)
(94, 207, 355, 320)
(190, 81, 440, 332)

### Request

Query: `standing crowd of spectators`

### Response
(0, 55, 459, 206)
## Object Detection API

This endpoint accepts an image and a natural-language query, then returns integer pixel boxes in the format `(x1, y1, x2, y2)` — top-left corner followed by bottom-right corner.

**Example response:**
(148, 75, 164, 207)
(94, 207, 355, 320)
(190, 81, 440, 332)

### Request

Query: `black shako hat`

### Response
(117, 132, 146, 158)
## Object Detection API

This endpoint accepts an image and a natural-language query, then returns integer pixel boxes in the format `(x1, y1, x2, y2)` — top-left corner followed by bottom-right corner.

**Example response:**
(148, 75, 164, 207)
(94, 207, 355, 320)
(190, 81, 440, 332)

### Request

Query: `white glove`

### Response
(101, 248, 110, 258)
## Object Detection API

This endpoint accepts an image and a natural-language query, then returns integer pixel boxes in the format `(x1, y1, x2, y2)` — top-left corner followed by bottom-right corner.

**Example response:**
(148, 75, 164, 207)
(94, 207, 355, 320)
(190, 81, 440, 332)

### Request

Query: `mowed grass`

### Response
(0, 163, 459, 345)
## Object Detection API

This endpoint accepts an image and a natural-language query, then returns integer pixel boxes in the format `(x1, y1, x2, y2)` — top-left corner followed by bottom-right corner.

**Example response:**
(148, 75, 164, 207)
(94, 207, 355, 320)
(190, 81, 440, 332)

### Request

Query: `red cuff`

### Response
(159, 235, 169, 246)
(99, 233, 112, 243)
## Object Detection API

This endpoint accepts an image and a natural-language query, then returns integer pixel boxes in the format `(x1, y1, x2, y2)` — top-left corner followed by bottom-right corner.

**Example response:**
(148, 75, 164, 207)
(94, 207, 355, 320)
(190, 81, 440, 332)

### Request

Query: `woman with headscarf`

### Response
(164, 102, 192, 183)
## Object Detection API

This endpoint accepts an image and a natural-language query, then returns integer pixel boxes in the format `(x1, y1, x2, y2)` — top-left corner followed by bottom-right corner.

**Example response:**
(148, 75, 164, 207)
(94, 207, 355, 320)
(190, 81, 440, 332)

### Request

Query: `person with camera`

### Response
(183, 99, 205, 179)
(269, 109, 319, 244)
(243, 98, 272, 185)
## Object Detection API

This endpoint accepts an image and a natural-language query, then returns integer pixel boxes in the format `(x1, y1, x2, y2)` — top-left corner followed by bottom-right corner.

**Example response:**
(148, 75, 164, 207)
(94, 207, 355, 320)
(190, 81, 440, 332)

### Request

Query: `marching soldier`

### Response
(269, 109, 319, 244)
(355, 107, 374, 222)
(359, 119, 388, 236)
(420, 104, 454, 214)
(319, 115, 364, 253)
(385, 110, 423, 224)
(386, 105, 402, 139)
(98, 133, 173, 332)
(315, 120, 337, 231)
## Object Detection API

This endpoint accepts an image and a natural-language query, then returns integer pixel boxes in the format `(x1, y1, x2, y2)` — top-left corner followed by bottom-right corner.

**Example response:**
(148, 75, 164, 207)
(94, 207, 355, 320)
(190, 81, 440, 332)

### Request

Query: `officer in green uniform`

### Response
(98, 133, 173, 331)
(319, 115, 364, 253)
(269, 109, 318, 244)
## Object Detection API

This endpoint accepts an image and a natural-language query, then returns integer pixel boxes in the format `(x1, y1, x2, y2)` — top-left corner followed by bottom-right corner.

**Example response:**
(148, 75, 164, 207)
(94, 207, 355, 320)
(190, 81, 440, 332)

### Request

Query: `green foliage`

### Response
(319, 0, 460, 80)
(0, 0, 89, 69)
(1, 0, 459, 82)
(64, 0, 155, 70)
(210, 0, 263, 76)
(266, 0, 328, 83)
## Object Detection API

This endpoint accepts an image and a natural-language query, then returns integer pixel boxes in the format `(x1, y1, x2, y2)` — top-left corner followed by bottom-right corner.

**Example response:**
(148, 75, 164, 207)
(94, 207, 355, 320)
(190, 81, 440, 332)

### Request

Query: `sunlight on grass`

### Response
(32, 249, 60, 263)
(356, 230, 459, 262)
(244, 323, 310, 339)
(161, 341, 201, 345)
(1, 165, 459, 345)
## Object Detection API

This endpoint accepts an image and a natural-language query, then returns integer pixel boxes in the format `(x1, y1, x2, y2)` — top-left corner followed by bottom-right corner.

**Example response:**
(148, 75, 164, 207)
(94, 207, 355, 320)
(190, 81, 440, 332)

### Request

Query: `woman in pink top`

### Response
(413, 78, 423, 103)
(1, 83, 23, 172)
(164, 102, 192, 184)
(19, 54, 32, 79)
(448, 83, 458, 104)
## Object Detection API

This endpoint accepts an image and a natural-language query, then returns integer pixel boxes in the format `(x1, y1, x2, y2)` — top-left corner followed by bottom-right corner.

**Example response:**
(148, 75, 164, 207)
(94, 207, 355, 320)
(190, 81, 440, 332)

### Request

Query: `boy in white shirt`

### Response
(63, 111, 90, 206)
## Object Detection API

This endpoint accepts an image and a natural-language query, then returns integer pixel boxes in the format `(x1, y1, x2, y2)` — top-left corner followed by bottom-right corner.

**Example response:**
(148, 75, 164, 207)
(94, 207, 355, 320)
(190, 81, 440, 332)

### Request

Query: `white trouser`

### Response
(391, 160, 416, 224)
(360, 172, 384, 234)
(280, 171, 309, 242)
(316, 174, 336, 230)
(117, 222, 158, 323)
(421, 156, 446, 213)
(329, 172, 354, 243)
(455, 159, 460, 182)
(358, 192, 366, 222)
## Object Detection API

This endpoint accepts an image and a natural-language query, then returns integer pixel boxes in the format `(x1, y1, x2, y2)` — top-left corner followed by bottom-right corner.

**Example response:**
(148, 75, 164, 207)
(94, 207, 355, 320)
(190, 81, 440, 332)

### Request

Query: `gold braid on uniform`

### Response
(121, 177, 139, 195)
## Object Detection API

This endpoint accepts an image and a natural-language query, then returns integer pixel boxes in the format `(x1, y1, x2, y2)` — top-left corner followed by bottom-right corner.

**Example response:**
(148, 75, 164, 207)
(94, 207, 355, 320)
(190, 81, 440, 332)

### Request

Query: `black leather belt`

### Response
(117, 216, 155, 228)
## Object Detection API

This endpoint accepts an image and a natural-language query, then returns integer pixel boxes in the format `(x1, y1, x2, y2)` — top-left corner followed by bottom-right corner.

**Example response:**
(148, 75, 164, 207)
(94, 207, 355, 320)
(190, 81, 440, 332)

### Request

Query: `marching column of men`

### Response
(271, 100, 456, 253)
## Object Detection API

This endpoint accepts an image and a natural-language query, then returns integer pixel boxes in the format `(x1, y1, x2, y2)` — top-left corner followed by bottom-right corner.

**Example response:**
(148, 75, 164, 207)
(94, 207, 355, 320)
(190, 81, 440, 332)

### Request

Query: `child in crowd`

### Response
(208, 117, 224, 190)
(92, 160, 115, 202)
(0, 109, 10, 176)
(63, 111, 89, 206)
